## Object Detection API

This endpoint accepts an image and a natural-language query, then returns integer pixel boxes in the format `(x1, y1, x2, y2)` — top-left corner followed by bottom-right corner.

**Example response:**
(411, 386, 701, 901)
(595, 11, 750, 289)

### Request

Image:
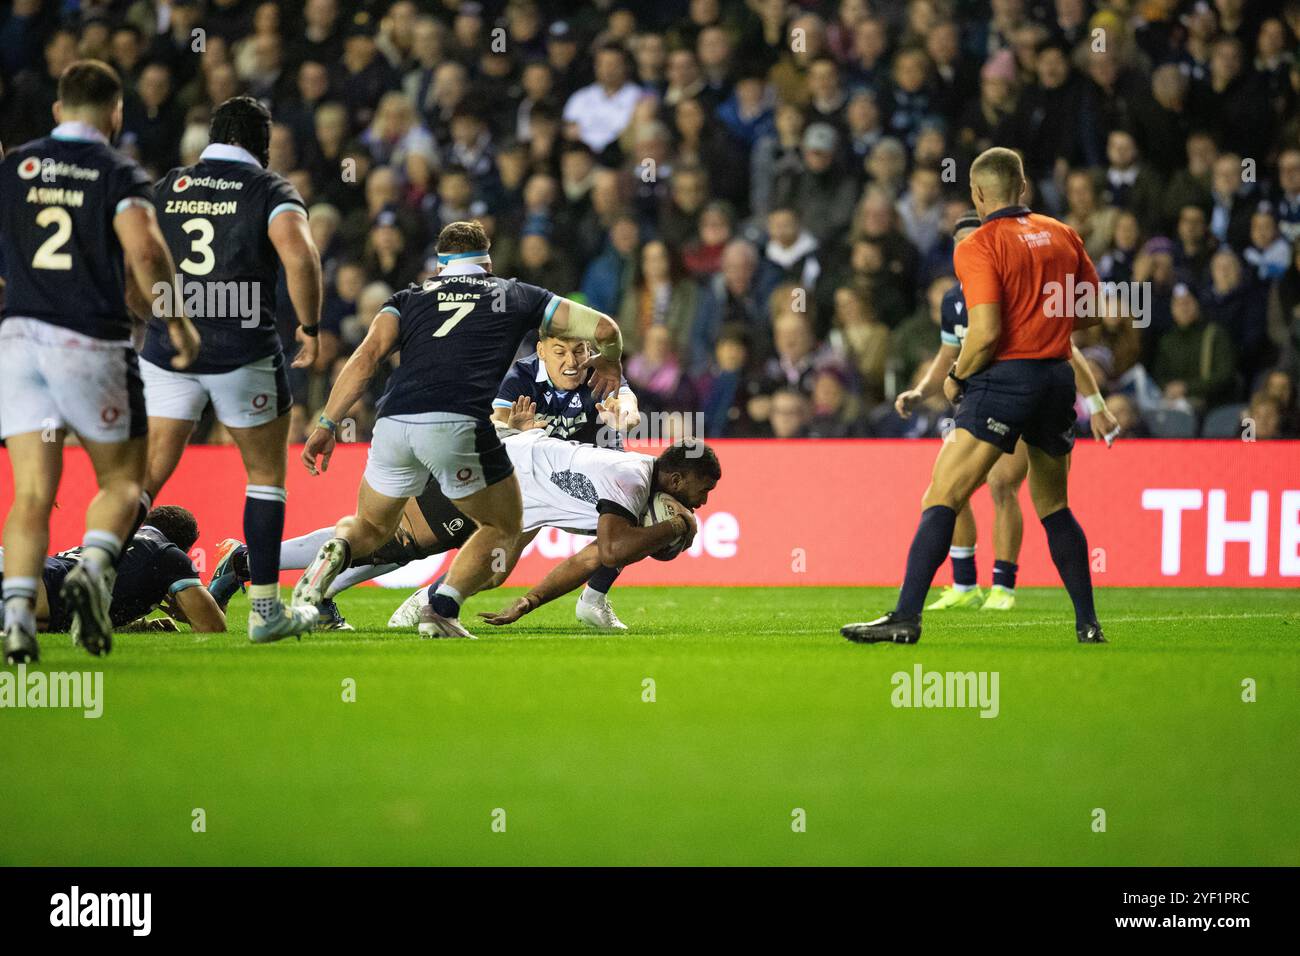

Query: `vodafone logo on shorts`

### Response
(17, 157, 41, 180)
(252, 393, 269, 410)
(100, 406, 121, 425)
(455, 467, 473, 483)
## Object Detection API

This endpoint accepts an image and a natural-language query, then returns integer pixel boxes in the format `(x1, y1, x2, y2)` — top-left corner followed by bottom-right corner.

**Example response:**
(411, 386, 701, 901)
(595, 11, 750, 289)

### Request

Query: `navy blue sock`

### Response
(896, 505, 957, 617)
(949, 546, 976, 589)
(1041, 508, 1096, 628)
(425, 572, 447, 604)
(992, 559, 1018, 591)
(245, 485, 287, 586)
(587, 565, 621, 594)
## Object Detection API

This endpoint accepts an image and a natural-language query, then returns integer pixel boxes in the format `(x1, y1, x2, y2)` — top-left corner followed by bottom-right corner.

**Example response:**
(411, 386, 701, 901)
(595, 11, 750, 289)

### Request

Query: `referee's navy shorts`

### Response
(954, 358, 1077, 457)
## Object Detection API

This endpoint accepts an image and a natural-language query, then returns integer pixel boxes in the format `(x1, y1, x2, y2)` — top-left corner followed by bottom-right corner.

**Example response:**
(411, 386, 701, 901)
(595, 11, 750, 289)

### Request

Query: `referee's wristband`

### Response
(317, 414, 338, 433)
(299, 323, 320, 337)
(1085, 393, 1106, 414)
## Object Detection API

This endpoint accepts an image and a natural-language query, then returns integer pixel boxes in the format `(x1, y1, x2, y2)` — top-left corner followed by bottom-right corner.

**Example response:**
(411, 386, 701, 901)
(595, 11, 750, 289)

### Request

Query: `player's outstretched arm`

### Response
(269, 209, 323, 369)
(596, 511, 696, 569)
(115, 204, 200, 369)
(478, 543, 606, 626)
(170, 585, 226, 633)
(303, 310, 400, 475)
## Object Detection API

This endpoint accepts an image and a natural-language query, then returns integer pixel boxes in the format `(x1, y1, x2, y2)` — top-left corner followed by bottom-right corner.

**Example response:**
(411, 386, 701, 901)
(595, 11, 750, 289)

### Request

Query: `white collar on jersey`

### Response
(51, 121, 108, 144)
(437, 261, 488, 276)
(199, 142, 262, 166)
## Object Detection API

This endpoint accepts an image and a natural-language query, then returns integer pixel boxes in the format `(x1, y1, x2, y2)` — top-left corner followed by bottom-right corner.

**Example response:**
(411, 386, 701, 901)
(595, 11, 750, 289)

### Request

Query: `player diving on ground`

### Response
(288, 220, 624, 639)
(210, 337, 643, 630)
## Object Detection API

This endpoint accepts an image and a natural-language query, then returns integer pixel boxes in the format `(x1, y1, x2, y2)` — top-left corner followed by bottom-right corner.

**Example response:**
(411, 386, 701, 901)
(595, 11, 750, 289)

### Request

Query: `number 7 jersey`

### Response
(0, 126, 154, 341)
(375, 265, 556, 420)
(143, 144, 306, 373)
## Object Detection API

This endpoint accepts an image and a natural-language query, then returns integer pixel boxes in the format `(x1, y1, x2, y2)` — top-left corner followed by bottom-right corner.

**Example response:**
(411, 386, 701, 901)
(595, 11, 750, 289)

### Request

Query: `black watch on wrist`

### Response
(947, 365, 968, 398)
(299, 324, 320, 337)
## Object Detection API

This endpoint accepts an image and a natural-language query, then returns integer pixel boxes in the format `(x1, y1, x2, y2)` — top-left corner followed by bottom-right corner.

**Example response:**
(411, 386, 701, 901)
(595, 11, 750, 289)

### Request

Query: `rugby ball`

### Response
(642, 492, 691, 561)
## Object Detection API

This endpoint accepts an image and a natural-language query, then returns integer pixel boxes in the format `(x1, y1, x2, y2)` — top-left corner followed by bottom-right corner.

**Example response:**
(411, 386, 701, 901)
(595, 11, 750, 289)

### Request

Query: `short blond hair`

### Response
(969, 147, 1025, 203)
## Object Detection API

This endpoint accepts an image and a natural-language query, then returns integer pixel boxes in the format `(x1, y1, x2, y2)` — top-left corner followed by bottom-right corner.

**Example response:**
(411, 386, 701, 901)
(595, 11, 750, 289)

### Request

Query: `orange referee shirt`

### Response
(953, 205, 1099, 361)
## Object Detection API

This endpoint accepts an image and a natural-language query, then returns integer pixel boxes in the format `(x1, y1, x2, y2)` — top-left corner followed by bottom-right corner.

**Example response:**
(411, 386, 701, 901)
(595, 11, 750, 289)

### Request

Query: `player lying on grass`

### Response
(0, 506, 224, 639)
(387, 429, 719, 633)
(208, 340, 643, 631)
(289, 220, 625, 640)
(212, 428, 717, 637)
(896, 211, 1120, 613)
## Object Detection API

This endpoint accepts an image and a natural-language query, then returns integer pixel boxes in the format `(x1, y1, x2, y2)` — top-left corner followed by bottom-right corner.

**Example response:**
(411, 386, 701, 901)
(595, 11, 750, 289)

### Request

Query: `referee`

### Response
(843, 148, 1106, 645)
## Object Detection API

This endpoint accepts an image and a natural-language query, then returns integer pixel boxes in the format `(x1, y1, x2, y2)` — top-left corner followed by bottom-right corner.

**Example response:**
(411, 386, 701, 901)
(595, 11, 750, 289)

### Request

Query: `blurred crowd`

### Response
(2, 0, 1299, 441)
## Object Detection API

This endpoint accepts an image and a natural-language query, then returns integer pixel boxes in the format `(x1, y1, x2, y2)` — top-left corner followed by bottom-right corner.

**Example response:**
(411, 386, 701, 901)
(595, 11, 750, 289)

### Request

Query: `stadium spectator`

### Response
(7, 0, 1296, 442)
(1201, 248, 1271, 382)
(563, 43, 640, 156)
(618, 240, 699, 357)
(1154, 283, 1238, 410)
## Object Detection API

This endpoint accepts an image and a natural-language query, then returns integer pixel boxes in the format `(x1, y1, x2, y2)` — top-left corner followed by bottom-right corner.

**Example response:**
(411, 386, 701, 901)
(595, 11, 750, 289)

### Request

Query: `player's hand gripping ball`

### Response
(642, 492, 694, 561)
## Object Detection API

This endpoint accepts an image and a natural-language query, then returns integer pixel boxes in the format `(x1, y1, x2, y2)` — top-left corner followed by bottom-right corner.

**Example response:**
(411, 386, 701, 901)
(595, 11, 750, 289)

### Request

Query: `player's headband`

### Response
(436, 249, 491, 266)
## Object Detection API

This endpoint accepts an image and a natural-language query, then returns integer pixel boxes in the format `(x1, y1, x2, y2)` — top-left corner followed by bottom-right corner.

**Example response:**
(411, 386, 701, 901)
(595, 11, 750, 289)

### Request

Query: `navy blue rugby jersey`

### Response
(0, 122, 153, 341)
(939, 282, 968, 349)
(375, 265, 555, 420)
(142, 143, 306, 373)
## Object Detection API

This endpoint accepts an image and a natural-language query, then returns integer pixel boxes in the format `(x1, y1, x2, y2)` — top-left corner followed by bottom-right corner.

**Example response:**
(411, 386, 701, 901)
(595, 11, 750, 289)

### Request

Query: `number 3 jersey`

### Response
(376, 263, 555, 421)
(0, 122, 153, 341)
(143, 143, 306, 373)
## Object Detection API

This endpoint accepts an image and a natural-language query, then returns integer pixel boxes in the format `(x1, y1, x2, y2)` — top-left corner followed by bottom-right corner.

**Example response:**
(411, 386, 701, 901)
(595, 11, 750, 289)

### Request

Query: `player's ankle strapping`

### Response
(993, 560, 1018, 592)
(430, 583, 463, 619)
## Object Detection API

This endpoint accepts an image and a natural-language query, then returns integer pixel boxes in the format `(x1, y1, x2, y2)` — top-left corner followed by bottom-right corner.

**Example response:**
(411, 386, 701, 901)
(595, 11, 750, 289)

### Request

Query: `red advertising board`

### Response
(2, 439, 1297, 588)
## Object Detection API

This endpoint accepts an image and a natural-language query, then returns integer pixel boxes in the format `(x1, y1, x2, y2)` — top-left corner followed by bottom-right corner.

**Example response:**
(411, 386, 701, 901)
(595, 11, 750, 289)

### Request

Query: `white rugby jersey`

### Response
(503, 429, 655, 534)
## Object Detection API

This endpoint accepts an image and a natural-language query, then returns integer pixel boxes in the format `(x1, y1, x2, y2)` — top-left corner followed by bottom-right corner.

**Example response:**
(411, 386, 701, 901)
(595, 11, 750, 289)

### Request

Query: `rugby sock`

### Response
(80, 530, 123, 577)
(992, 559, 1018, 592)
(1041, 508, 1097, 628)
(245, 486, 287, 587)
(949, 546, 977, 590)
(325, 563, 399, 598)
(280, 528, 336, 570)
(584, 565, 622, 599)
(424, 573, 447, 605)
(430, 582, 463, 619)
(3, 577, 39, 635)
(895, 505, 958, 617)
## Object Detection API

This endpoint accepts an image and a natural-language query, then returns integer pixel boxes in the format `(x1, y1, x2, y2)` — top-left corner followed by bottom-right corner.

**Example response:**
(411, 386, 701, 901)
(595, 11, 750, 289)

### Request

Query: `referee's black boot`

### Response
(841, 612, 922, 644)
(1077, 623, 1107, 644)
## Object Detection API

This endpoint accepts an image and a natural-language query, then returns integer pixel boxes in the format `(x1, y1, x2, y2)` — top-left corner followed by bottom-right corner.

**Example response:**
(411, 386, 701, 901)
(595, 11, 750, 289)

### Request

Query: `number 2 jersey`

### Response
(376, 263, 556, 420)
(0, 123, 153, 341)
(142, 144, 306, 373)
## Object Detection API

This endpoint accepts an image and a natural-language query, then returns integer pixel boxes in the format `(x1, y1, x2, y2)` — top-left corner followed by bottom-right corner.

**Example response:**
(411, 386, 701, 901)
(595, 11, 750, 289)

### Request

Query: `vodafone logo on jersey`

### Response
(17, 157, 41, 179)
(173, 175, 192, 192)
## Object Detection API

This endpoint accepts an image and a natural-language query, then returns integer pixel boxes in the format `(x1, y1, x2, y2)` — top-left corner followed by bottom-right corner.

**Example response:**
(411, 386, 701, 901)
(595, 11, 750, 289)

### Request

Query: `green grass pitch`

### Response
(2, 585, 1297, 866)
